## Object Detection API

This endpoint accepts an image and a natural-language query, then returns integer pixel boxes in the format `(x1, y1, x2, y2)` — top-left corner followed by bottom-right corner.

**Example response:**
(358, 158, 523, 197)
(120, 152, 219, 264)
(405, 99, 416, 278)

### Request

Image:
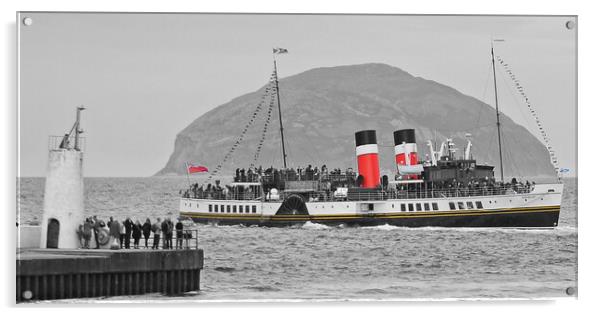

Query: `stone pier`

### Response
(16, 248, 203, 302)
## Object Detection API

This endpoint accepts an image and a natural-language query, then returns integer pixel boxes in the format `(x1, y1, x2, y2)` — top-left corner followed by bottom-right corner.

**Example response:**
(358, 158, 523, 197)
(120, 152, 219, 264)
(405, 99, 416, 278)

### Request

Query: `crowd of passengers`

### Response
(181, 162, 535, 200)
(233, 165, 356, 183)
(392, 177, 535, 199)
(181, 165, 356, 199)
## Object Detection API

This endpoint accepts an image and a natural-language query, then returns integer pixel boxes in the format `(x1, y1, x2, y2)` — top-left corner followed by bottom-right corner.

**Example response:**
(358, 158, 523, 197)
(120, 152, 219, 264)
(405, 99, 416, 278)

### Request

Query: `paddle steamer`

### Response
(179, 46, 563, 228)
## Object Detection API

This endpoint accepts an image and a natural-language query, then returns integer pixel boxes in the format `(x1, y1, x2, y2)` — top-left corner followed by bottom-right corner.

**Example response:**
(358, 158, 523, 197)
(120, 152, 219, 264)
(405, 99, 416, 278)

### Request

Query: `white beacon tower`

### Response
(39, 106, 86, 249)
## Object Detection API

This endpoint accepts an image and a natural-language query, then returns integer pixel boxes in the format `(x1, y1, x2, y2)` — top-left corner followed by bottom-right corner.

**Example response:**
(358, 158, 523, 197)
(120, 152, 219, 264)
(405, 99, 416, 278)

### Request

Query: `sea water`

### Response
(17, 177, 577, 301)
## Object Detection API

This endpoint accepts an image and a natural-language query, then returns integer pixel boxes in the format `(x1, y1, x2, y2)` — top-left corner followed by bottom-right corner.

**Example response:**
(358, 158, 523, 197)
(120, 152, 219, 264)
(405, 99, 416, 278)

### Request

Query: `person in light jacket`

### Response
(119, 220, 126, 249)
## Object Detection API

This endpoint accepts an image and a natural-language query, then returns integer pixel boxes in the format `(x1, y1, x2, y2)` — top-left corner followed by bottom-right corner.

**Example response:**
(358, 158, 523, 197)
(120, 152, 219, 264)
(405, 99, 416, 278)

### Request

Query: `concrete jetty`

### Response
(16, 248, 204, 302)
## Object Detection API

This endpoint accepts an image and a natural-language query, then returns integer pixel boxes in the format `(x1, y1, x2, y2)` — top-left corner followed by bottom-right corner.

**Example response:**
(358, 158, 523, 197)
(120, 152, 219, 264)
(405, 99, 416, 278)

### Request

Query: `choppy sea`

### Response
(17, 177, 577, 301)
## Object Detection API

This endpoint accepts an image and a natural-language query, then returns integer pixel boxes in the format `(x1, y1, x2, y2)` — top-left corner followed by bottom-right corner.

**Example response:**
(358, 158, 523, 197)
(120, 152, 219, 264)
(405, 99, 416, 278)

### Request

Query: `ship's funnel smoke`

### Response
(355, 130, 381, 188)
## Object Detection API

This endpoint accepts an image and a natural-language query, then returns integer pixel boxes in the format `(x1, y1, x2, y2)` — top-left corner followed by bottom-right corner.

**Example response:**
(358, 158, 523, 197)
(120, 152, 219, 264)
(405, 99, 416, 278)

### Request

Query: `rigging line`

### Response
(251, 82, 277, 167)
(205, 81, 272, 184)
(497, 73, 546, 177)
(497, 65, 539, 139)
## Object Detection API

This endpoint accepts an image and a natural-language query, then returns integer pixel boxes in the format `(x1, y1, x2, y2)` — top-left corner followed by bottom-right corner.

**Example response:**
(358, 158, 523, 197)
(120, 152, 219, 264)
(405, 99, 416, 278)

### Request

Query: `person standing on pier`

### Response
(92, 215, 101, 249)
(83, 218, 92, 249)
(152, 218, 161, 249)
(124, 217, 133, 249)
(161, 218, 169, 249)
(109, 218, 121, 250)
(175, 219, 184, 249)
(166, 218, 174, 249)
(119, 219, 126, 249)
(142, 218, 152, 249)
(132, 220, 142, 249)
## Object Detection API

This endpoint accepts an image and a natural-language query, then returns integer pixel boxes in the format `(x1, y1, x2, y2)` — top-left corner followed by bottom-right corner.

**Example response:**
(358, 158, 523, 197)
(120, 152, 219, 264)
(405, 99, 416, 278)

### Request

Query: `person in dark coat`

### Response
(175, 219, 184, 249)
(124, 217, 133, 249)
(142, 218, 152, 249)
(161, 218, 169, 249)
(83, 218, 92, 249)
(92, 215, 101, 249)
(119, 220, 126, 249)
(132, 220, 142, 249)
(166, 219, 174, 249)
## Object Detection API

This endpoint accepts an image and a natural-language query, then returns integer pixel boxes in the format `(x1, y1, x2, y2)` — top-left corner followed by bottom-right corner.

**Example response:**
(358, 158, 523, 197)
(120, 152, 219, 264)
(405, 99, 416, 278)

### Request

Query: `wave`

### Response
(300, 221, 331, 230)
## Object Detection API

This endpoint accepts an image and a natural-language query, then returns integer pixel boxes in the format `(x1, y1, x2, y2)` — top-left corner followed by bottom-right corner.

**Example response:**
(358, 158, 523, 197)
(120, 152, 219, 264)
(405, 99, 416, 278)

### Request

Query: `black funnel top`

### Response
(394, 129, 416, 145)
(355, 130, 377, 146)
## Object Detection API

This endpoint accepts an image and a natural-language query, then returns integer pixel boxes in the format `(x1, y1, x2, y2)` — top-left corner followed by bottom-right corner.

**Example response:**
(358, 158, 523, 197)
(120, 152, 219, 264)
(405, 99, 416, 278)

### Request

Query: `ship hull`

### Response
(181, 206, 560, 228)
(180, 183, 563, 228)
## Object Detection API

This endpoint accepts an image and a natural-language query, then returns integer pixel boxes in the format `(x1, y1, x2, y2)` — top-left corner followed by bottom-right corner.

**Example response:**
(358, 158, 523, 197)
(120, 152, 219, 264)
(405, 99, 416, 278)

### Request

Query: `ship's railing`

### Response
(182, 184, 535, 202)
(183, 190, 262, 201)
(386, 186, 534, 200)
(123, 229, 199, 250)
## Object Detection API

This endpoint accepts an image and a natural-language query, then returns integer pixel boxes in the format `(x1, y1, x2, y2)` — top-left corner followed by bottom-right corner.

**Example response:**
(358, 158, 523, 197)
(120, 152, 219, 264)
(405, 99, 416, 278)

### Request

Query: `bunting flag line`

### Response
(496, 55, 561, 179)
(204, 70, 278, 184)
(251, 78, 277, 167)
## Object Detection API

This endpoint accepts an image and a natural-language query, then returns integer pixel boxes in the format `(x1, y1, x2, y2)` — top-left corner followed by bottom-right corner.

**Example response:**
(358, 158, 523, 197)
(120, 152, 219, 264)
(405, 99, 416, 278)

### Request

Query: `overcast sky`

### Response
(18, 13, 576, 177)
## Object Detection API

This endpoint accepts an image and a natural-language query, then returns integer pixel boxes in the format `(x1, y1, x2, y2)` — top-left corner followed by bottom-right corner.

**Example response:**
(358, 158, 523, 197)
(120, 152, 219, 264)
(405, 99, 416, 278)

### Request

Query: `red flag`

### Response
(187, 163, 208, 174)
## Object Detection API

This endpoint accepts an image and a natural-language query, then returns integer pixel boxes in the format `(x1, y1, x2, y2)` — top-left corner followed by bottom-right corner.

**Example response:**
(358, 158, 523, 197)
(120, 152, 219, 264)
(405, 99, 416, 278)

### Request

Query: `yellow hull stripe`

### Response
(181, 206, 560, 221)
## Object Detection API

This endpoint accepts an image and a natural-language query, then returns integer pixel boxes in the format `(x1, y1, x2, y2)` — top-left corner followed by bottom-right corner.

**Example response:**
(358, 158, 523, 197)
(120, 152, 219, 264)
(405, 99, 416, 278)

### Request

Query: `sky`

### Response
(18, 13, 576, 177)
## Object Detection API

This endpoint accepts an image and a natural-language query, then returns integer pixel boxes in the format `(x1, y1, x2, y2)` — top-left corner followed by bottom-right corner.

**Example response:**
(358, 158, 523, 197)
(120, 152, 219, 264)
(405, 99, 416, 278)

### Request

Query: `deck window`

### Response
(458, 202, 465, 210)
(416, 203, 422, 211)
(408, 204, 414, 212)
(449, 202, 456, 210)
(239, 205, 243, 213)
(220, 205, 224, 213)
(467, 202, 474, 209)
(424, 203, 430, 211)
(209, 205, 212, 212)
(401, 204, 406, 212)
(252, 205, 257, 213)
(476, 201, 483, 209)
(432, 203, 439, 211)
(245, 205, 250, 213)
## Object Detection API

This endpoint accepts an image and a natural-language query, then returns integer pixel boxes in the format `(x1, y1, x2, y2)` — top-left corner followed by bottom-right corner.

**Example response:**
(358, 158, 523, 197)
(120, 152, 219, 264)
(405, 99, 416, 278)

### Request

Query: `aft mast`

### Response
(273, 48, 289, 169)
(491, 40, 505, 183)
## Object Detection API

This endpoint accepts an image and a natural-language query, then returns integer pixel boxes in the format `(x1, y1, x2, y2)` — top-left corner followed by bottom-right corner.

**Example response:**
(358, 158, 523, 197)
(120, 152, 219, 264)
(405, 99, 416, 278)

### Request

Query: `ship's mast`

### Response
(491, 42, 505, 182)
(273, 54, 288, 169)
